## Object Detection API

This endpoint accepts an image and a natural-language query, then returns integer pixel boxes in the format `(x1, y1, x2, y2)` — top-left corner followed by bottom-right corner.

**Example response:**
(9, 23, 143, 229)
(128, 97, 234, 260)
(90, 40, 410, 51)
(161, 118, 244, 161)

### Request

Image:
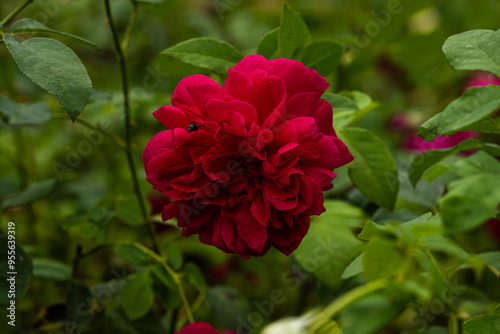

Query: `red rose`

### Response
(175, 322, 238, 334)
(143, 55, 353, 257)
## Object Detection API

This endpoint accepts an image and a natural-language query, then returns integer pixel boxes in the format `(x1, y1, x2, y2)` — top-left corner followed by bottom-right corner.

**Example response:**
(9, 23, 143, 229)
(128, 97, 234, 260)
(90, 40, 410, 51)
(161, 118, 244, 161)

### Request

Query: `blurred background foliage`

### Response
(1, 0, 500, 333)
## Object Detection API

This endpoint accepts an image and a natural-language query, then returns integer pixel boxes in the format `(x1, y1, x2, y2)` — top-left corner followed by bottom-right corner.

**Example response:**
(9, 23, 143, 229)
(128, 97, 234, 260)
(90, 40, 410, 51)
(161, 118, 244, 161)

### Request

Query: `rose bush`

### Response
(143, 55, 353, 257)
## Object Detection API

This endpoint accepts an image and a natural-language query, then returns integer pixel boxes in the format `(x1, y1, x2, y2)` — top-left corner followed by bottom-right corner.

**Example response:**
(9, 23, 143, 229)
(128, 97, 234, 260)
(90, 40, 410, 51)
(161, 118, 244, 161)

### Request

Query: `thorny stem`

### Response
(104, 0, 160, 254)
(1, 0, 34, 26)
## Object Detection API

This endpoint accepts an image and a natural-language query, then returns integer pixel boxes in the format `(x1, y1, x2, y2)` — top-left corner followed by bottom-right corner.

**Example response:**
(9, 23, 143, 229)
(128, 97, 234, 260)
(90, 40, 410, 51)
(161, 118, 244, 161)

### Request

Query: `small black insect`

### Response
(187, 121, 204, 132)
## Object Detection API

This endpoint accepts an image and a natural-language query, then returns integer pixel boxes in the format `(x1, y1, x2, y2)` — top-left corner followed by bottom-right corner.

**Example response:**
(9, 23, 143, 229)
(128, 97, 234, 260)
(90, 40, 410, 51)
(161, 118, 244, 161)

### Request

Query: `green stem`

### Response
(309, 279, 387, 332)
(121, 1, 138, 58)
(177, 293, 205, 329)
(162, 261, 195, 325)
(104, 0, 160, 254)
(449, 313, 461, 334)
(1, 0, 34, 26)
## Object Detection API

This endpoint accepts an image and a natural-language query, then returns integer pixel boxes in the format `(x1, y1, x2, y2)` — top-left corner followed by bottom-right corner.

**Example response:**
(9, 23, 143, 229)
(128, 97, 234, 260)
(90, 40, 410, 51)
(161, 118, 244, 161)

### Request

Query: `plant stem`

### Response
(309, 279, 387, 332)
(1, 0, 34, 26)
(162, 261, 195, 325)
(448, 313, 461, 334)
(177, 293, 205, 329)
(104, 0, 160, 254)
(121, 1, 138, 58)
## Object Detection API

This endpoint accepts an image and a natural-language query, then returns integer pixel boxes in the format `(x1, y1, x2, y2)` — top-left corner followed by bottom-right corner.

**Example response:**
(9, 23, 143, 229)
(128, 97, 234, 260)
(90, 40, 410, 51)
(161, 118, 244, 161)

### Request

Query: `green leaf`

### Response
(339, 294, 402, 334)
(0, 97, 52, 126)
(362, 240, 404, 281)
(161, 37, 244, 76)
(358, 221, 390, 241)
(301, 40, 343, 76)
(450, 151, 500, 177)
(337, 128, 399, 211)
(328, 91, 377, 129)
(0, 230, 32, 303)
(150, 265, 175, 288)
(184, 262, 208, 292)
(341, 255, 363, 280)
(443, 29, 500, 77)
(150, 265, 182, 310)
(339, 90, 375, 110)
(114, 243, 150, 266)
(439, 174, 500, 233)
(278, 4, 310, 58)
(153, 280, 181, 311)
(66, 282, 92, 323)
(409, 139, 500, 186)
(115, 242, 164, 266)
(256, 27, 279, 59)
(422, 235, 470, 260)
(121, 270, 154, 320)
(463, 314, 500, 334)
(322, 93, 359, 112)
(3, 34, 92, 121)
(460, 116, 500, 134)
(295, 201, 362, 291)
(1, 179, 57, 210)
(418, 85, 500, 140)
(399, 213, 443, 238)
(10, 19, 101, 51)
(206, 286, 251, 331)
(323, 200, 367, 229)
(478, 251, 500, 273)
(32, 258, 72, 281)
(422, 164, 450, 183)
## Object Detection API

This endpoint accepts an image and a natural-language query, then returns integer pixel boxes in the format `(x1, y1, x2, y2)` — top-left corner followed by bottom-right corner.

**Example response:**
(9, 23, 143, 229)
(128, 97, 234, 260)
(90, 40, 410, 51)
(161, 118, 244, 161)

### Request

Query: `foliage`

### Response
(0, 1, 499, 333)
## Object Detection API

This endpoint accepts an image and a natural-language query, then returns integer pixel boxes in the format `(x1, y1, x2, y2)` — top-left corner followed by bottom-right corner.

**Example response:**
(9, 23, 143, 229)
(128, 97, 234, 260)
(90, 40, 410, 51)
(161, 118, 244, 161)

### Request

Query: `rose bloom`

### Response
(143, 55, 353, 257)
(464, 71, 500, 90)
(175, 322, 238, 334)
(405, 131, 478, 153)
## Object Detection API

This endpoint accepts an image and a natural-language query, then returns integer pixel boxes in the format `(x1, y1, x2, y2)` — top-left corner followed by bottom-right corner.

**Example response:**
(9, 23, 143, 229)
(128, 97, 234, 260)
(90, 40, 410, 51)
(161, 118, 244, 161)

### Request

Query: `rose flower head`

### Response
(143, 55, 353, 257)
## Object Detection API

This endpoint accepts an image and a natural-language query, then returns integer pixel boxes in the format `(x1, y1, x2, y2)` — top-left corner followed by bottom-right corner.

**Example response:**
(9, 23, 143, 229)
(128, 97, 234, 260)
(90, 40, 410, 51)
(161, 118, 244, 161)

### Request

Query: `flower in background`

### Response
(399, 71, 500, 153)
(176, 322, 238, 334)
(464, 71, 500, 91)
(143, 55, 353, 257)
(405, 131, 478, 153)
